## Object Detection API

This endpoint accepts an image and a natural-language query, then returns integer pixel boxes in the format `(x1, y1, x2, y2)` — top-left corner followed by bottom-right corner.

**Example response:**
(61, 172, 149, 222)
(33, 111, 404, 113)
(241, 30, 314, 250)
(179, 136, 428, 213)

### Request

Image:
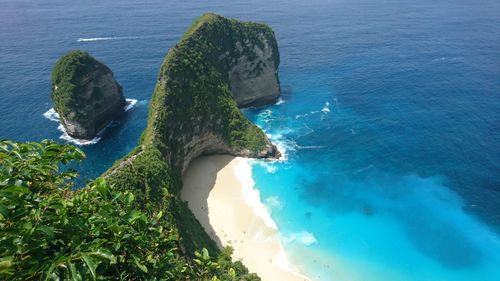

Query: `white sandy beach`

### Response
(182, 155, 310, 281)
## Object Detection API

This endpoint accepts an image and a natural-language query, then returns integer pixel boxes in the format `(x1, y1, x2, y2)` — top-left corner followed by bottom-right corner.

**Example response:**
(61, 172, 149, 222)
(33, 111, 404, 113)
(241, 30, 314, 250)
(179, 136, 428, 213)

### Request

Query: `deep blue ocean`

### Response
(1, 0, 499, 280)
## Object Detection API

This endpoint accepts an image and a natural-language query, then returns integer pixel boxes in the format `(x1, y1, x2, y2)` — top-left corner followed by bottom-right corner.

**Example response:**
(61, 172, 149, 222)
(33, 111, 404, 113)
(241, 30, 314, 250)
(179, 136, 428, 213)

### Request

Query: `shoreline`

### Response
(182, 155, 310, 281)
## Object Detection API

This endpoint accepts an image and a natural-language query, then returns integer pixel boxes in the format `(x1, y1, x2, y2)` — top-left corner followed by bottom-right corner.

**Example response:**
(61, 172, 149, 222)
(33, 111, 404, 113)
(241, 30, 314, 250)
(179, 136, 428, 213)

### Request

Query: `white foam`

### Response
(276, 97, 285, 105)
(284, 231, 318, 246)
(431, 56, 462, 63)
(43, 98, 138, 146)
(297, 101, 331, 119)
(296, 145, 325, 150)
(258, 109, 273, 119)
(124, 98, 138, 111)
(255, 160, 278, 173)
(321, 101, 331, 114)
(137, 99, 149, 106)
(266, 196, 283, 209)
(234, 159, 278, 230)
(266, 132, 297, 162)
(58, 124, 102, 145)
(295, 110, 319, 119)
(77, 36, 141, 42)
(42, 108, 60, 122)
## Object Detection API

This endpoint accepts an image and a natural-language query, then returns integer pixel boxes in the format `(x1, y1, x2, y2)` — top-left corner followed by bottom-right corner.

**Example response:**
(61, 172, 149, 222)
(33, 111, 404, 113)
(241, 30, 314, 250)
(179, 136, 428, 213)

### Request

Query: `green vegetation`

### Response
(0, 140, 259, 280)
(1, 13, 279, 280)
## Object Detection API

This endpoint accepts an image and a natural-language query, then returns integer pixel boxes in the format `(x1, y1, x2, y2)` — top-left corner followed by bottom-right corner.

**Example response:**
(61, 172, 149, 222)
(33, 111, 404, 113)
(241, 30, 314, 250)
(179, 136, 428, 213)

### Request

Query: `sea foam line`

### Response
(76, 35, 167, 43)
(43, 98, 137, 146)
(77, 36, 140, 42)
(234, 158, 278, 230)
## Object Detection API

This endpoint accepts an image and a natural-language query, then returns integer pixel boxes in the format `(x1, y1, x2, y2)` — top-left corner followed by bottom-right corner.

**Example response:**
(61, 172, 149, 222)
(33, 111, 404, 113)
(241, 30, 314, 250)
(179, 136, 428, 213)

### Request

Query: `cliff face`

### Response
(51, 50, 125, 140)
(225, 29, 281, 107)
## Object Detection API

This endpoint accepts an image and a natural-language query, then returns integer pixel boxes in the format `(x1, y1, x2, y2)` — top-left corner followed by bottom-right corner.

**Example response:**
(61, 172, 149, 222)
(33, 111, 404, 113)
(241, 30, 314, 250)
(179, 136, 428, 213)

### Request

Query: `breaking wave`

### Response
(77, 36, 141, 42)
(43, 98, 138, 146)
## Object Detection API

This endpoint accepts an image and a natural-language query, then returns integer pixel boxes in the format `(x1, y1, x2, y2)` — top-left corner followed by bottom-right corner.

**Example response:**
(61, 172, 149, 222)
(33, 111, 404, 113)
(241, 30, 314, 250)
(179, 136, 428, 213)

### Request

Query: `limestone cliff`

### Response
(50, 50, 125, 140)
(224, 23, 281, 107)
(103, 13, 282, 256)
(141, 12, 281, 173)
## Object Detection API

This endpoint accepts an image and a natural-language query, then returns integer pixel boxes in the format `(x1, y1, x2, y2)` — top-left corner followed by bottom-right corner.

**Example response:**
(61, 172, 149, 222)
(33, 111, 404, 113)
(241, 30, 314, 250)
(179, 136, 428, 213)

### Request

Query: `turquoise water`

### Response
(1, 0, 499, 280)
(248, 68, 500, 280)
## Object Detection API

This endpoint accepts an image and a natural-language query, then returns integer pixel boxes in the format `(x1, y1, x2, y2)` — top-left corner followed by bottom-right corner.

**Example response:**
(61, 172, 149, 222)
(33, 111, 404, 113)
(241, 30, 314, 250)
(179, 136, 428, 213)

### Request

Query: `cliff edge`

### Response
(50, 50, 125, 140)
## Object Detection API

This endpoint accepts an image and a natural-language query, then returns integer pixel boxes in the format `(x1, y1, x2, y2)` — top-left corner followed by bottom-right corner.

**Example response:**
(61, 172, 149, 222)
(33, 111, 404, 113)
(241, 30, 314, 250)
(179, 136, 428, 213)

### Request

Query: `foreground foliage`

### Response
(0, 140, 259, 280)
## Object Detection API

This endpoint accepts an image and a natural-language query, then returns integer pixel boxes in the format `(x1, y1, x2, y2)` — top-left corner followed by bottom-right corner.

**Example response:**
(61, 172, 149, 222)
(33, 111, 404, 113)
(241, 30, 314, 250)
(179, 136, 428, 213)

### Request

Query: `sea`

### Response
(1, 0, 499, 280)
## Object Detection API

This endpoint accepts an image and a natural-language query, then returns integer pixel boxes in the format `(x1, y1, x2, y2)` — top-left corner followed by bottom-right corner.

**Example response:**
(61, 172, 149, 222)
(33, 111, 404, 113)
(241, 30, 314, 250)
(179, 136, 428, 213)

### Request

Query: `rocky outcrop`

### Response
(50, 50, 125, 140)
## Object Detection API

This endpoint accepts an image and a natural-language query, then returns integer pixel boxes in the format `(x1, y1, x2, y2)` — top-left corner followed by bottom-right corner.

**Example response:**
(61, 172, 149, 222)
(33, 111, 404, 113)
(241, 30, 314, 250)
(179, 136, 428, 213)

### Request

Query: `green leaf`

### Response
(229, 267, 236, 278)
(126, 192, 135, 205)
(2, 185, 29, 194)
(90, 249, 116, 264)
(156, 210, 163, 220)
(81, 254, 97, 280)
(134, 260, 148, 273)
(113, 242, 121, 251)
(37, 225, 55, 239)
(11, 150, 23, 160)
(68, 261, 81, 281)
(22, 221, 32, 231)
(0, 204, 8, 219)
(0, 257, 13, 270)
(43, 263, 56, 281)
(94, 178, 108, 197)
(202, 248, 209, 260)
(128, 210, 144, 223)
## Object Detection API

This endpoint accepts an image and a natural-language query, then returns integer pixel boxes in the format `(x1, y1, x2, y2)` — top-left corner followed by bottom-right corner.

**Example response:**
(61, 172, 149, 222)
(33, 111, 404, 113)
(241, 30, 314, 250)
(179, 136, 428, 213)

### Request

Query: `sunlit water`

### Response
(1, 0, 499, 280)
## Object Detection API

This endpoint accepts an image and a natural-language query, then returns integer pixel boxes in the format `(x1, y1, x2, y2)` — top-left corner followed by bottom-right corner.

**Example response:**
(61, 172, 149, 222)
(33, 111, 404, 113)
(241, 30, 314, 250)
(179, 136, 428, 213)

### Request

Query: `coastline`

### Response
(182, 155, 310, 281)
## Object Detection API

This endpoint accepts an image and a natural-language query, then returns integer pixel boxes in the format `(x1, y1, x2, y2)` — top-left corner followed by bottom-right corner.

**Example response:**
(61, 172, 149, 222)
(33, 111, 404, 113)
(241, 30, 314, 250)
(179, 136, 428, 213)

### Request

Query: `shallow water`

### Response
(1, 0, 499, 280)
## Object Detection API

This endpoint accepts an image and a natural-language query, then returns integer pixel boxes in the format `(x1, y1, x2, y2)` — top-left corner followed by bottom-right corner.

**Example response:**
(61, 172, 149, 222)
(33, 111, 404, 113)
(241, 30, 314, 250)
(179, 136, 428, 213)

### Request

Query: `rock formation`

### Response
(103, 13, 282, 255)
(50, 50, 125, 140)
(139, 12, 282, 173)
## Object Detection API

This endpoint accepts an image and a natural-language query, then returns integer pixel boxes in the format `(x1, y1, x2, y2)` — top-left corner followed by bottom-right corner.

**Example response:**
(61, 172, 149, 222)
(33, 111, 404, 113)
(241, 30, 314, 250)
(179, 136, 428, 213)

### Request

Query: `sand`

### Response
(182, 155, 310, 281)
